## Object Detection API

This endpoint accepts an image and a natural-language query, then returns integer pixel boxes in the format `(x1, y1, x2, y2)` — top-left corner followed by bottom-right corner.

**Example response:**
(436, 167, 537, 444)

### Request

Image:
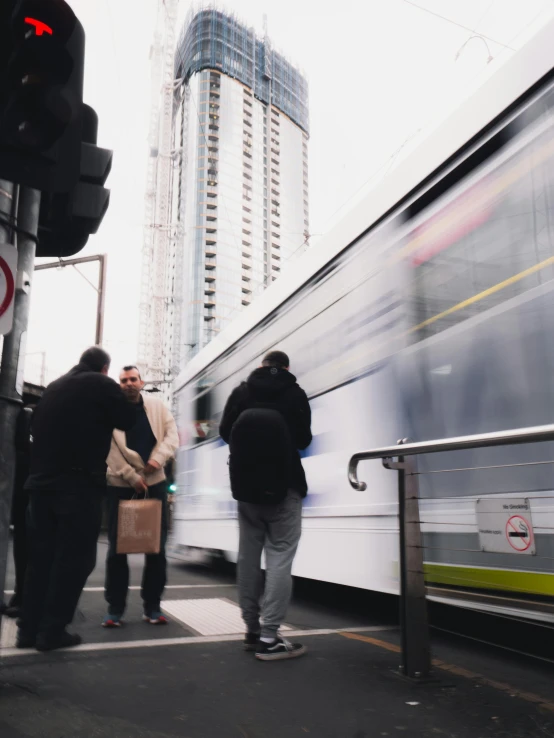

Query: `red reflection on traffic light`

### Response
(24, 17, 53, 36)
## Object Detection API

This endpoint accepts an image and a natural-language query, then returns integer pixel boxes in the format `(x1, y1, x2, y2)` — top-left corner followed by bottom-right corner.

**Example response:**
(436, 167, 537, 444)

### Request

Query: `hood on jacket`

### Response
(246, 366, 298, 402)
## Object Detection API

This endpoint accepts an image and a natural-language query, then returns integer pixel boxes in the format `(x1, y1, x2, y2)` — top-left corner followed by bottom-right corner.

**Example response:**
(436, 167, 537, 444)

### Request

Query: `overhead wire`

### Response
(489, 1, 554, 64)
(402, 0, 515, 51)
(320, 2, 550, 237)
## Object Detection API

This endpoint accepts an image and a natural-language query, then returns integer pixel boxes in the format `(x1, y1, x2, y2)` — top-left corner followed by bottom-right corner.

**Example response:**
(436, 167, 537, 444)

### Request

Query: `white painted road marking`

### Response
(0, 626, 396, 658)
(3, 584, 235, 595)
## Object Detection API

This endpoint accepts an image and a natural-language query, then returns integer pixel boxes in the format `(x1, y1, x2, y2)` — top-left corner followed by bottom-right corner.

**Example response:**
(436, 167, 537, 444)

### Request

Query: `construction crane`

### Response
(138, 0, 180, 400)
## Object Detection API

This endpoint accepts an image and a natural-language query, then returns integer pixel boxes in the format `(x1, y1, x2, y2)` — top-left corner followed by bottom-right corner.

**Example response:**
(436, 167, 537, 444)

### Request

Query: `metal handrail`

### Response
(348, 423, 554, 491)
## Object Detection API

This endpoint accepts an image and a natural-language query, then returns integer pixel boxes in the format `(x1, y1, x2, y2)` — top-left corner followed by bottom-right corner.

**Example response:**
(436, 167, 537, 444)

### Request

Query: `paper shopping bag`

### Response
(117, 498, 162, 554)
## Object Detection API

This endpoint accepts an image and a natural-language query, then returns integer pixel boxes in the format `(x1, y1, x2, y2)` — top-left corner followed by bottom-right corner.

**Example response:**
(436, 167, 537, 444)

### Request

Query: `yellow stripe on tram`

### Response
(424, 563, 554, 597)
(411, 255, 554, 333)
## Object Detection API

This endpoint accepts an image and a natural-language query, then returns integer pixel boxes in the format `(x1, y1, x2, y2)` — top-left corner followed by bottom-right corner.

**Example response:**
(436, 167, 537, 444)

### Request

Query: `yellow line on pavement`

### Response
(339, 632, 554, 713)
(340, 631, 401, 653)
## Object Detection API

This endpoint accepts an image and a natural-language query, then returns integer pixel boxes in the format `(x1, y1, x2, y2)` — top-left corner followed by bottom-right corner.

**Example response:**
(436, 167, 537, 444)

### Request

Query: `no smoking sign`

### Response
(0, 242, 17, 336)
(476, 498, 536, 555)
(506, 514, 533, 552)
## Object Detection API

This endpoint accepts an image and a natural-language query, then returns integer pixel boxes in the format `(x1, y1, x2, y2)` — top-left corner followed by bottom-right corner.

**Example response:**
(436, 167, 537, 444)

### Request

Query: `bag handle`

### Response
(131, 488, 150, 501)
(114, 436, 149, 496)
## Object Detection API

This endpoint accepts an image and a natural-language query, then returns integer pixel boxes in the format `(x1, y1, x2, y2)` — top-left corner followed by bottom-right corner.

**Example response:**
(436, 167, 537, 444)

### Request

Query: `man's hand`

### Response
(134, 477, 148, 495)
(143, 459, 161, 476)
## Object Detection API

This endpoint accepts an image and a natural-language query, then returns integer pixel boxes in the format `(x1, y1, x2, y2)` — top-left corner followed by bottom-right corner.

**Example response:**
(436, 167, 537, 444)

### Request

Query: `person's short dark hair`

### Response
(122, 365, 141, 380)
(79, 346, 111, 373)
(262, 350, 289, 369)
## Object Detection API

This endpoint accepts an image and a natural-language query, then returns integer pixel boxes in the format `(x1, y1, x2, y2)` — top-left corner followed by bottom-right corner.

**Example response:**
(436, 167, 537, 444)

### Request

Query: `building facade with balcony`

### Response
(171, 7, 310, 364)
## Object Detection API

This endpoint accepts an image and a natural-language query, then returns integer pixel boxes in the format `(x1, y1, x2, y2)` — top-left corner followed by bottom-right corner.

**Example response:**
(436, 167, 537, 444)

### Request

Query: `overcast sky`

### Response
(21, 0, 554, 385)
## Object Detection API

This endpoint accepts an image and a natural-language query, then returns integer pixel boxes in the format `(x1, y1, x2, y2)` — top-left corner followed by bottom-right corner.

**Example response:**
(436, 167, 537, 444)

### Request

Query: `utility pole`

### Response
(0, 186, 40, 612)
(35, 253, 108, 346)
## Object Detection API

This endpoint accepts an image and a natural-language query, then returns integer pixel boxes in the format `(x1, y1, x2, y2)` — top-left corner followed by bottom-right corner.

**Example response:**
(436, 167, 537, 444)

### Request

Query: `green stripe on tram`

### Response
(424, 563, 554, 597)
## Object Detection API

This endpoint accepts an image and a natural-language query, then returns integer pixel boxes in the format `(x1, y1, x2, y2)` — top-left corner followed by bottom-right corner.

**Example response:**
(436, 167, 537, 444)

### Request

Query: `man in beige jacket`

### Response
(103, 366, 178, 627)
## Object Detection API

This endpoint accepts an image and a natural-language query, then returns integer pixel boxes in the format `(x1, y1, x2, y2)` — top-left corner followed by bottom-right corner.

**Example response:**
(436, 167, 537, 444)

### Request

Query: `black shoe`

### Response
(255, 637, 307, 661)
(244, 632, 260, 651)
(36, 631, 82, 652)
(5, 605, 21, 619)
(16, 631, 36, 649)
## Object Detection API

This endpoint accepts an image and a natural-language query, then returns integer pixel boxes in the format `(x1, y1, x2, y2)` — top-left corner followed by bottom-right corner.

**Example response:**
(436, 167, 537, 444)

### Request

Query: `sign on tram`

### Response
(476, 498, 536, 555)
(0, 242, 17, 336)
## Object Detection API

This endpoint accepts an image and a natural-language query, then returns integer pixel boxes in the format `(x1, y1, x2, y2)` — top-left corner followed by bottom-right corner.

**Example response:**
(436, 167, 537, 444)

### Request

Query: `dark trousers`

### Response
(20, 488, 103, 638)
(9, 486, 30, 607)
(105, 483, 168, 616)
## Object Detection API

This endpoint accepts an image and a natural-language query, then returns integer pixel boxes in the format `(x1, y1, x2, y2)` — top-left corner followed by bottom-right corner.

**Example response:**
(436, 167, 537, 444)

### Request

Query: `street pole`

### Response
(0, 186, 40, 614)
(35, 253, 107, 346)
(96, 253, 107, 346)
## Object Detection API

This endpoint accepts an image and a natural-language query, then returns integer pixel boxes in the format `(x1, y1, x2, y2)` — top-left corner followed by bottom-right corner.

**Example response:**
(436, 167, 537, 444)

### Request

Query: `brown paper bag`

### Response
(117, 498, 162, 554)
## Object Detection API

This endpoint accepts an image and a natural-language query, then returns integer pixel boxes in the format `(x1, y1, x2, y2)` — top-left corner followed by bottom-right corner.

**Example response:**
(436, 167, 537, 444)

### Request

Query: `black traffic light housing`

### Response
(36, 104, 113, 258)
(0, 0, 85, 192)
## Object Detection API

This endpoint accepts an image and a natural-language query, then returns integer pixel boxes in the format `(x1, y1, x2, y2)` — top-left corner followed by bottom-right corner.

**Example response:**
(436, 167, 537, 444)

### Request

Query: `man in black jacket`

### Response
(18, 347, 135, 651)
(220, 350, 311, 661)
(4, 403, 34, 619)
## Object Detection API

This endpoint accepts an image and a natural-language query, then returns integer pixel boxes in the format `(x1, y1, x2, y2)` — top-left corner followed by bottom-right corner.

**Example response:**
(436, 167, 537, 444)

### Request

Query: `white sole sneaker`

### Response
(255, 644, 307, 661)
(142, 614, 169, 625)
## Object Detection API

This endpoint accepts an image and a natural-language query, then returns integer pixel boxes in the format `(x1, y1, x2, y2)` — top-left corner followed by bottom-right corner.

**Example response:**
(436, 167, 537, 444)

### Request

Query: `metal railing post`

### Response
(384, 440, 431, 679)
(400, 452, 431, 678)
(348, 423, 554, 679)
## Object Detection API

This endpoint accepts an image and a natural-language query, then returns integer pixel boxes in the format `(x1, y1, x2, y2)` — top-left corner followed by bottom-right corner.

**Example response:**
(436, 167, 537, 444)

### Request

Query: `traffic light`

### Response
(0, 2, 17, 80)
(36, 105, 113, 257)
(0, 0, 85, 192)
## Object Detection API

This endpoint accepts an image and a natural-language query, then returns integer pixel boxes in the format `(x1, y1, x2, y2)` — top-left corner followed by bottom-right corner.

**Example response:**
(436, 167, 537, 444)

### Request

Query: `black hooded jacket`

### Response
(26, 363, 135, 491)
(219, 367, 312, 496)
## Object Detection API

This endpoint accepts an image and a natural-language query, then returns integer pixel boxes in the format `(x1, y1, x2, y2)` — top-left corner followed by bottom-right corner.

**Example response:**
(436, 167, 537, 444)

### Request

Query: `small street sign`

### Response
(0, 242, 17, 336)
(476, 498, 536, 555)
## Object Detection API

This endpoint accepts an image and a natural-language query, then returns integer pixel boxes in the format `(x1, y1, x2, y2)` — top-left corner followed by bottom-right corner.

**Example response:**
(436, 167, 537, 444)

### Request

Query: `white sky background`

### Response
(22, 0, 554, 386)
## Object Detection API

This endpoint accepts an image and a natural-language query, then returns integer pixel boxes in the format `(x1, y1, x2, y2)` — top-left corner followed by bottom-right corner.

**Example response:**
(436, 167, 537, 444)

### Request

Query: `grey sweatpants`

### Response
(237, 490, 302, 639)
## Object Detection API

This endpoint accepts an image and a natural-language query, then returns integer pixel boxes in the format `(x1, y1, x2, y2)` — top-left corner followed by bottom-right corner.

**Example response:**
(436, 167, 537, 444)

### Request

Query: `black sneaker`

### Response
(36, 631, 82, 652)
(255, 636, 307, 661)
(243, 632, 260, 651)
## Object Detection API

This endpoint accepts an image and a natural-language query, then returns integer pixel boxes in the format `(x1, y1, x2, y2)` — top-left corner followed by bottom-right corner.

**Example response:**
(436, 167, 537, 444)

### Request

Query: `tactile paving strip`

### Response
(161, 598, 291, 636)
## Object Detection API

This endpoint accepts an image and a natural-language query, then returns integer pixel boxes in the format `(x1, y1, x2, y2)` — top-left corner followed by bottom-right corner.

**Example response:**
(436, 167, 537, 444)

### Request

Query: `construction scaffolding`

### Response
(139, 2, 309, 398)
(137, 0, 179, 394)
(174, 4, 309, 134)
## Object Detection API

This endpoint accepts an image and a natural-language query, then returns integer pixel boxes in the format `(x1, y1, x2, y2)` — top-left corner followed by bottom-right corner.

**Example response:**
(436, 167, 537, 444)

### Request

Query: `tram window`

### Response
(408, 125, 554, 341)
(408, 126, 512, 221)
(191, 383, 217, 444)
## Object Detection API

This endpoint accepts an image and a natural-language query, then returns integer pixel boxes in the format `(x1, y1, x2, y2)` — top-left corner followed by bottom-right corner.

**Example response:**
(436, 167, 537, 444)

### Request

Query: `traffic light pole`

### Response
(0, 185, 40, 615)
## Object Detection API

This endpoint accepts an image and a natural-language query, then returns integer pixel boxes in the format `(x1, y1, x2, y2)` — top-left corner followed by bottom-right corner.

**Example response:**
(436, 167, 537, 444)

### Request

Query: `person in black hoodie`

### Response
(220, 350, 312, 661)
(17, 346, 134, 652)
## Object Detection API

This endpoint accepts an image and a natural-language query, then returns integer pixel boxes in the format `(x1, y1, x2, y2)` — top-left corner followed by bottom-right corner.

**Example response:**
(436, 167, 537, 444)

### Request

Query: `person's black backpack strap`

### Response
(228, 400, 293, 505)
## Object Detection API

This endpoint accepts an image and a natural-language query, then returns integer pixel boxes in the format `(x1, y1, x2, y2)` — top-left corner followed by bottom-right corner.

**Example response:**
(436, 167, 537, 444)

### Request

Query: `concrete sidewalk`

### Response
(1, 624, 553, 738)
(1, 543, 553, 737)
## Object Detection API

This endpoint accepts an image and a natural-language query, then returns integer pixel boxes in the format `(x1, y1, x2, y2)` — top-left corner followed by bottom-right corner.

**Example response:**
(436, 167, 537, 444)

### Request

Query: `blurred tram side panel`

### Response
(172, 19, 554, 622)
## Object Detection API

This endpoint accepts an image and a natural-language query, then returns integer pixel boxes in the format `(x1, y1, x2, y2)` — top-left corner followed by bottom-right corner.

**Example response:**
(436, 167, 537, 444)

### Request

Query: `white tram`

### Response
(172, 19, 554, 622)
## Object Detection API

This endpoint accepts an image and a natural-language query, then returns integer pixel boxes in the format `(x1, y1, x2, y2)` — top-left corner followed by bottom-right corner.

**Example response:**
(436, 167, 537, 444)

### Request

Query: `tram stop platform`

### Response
(1, 542, 553, 738)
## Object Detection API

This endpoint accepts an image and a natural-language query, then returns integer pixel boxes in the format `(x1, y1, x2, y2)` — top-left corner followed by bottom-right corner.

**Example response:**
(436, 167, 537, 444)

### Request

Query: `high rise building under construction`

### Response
(140, 5, 309, 387)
